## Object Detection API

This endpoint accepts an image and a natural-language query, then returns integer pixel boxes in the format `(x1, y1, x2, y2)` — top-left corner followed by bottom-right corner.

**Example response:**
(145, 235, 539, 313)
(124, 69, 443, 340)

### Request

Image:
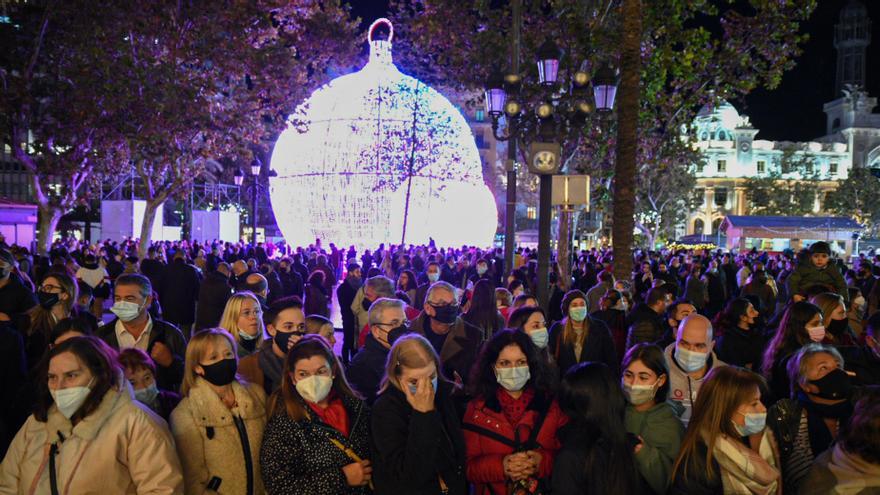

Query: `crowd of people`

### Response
(0, 234, 879, 494)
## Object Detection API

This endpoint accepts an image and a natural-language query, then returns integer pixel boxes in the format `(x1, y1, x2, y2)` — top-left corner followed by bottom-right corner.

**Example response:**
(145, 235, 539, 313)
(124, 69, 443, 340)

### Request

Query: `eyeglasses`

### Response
(240, 309, 263, 318)
(40, 284, 64, 293)
(375, 321, 408, 328)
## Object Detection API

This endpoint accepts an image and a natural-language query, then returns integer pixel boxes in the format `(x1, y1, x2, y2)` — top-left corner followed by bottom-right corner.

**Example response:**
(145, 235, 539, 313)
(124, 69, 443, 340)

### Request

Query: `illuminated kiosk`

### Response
(269, 18, 497, 250)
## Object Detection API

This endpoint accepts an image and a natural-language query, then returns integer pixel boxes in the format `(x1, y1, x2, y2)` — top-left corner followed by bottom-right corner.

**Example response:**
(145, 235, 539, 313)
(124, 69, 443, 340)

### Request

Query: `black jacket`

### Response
(96, 318, 186, 391)
(0, 275, 37, 321)
(139, 258, 166, 292)
(371, 381, 467, 495)
(624, 303, 666, 351)
(715, 325, 768, 371)
(410, 313, 483, 387)
(195, 271, 233, 331)
(260, 395, 372, 495)
(840, 345, 880, 386)
(279, 268, 304, 299)
(0, 323, 27, 458)
(549, 317, 618, 375)
(159, 258, 202, 326)
(347, 334, 389, 405)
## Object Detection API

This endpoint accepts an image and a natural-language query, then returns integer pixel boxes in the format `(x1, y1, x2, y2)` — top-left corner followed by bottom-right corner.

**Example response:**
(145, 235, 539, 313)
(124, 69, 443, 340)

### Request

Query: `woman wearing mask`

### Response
(552, 362, 640, 495)
(119, 347, 181, 421)
(260, 335, 372, 495)
(621, 344, 684, 494)
(171, 329, 267, 495)
(767, 343, 856, 494)
(548, 290, 617, 374)
(220, 292, 266, 358)
(810, 292, 858, 346)
(371, 334, 467, 494)
(762, 301, 825, 401)
(591, 289, 629, 362)
(669, 366, 781, 494)
(462, 280, 505, 342)
(714, 298, 767, 370)
(462, 330, 565, 495)
(507, 306, 550, 352)
(397, 269, 418, 307)
(0, 336, 183, 493)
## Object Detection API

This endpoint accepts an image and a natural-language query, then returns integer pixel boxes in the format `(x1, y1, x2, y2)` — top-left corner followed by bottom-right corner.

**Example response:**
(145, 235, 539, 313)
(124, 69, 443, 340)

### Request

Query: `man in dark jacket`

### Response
(277, 257, 304, 299)
(0, 249, 36, 324)
(159, 250, 202, 337)
(96, 273, 186, 391)
(625, 287, 669, 351)
(194, 262, 233, 331)
(348, 298, 403, 404)
(139, 247, 166, 292)
(336, 263, 361, 365)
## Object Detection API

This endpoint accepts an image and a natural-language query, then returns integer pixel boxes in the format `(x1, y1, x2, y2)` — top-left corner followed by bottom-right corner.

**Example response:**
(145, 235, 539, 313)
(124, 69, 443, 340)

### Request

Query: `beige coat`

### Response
(0, 385, 183, 495)
(170, 379, 267, 495)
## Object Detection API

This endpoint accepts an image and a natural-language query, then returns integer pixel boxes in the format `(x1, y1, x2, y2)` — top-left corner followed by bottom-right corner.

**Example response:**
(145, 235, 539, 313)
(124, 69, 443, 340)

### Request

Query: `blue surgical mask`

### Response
(407, 376, 439, 394)
(674, 346, 709, 373)
(733, 411, 766, 437)
(110, 300, 143, 322)
(477, 265, 487, 275)
(569, 306, 588, 322)
(238, 329, 259, 341)
(427, 272, 440, 283)
(528, 328, 549, 349)
(496, 366, 530, 392)
(134, 383, 159, 406)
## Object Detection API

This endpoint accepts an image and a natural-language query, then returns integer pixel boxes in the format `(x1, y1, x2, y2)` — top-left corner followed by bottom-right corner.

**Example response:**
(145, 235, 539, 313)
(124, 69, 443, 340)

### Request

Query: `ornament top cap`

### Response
(368, 18, 394, 65)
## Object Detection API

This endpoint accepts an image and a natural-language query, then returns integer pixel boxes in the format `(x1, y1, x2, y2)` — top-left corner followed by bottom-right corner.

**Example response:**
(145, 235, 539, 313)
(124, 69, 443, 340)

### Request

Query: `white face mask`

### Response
(622, 380, 659, 406)
(528, 328, 549, 349)
(495, 366, 530, 392)
(51, 379, 94, 419)
(238, 329, 259, 341)
(295, 375, 333, 404)
(110, 300, 143, 322)
(674, 346, 709, 373)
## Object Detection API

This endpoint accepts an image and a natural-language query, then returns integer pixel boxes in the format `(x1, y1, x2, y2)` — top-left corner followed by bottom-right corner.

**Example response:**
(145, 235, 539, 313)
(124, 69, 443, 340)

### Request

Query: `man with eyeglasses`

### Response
(348, 298, 407, 405)
(410, 281, 482, 387)
(239, 296, 306, 395)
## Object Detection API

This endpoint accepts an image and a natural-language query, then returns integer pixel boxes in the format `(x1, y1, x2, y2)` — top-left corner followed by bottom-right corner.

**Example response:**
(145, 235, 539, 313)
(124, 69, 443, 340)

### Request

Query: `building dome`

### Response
(694, 99, 744, 141)
(269, 19, 497, 250)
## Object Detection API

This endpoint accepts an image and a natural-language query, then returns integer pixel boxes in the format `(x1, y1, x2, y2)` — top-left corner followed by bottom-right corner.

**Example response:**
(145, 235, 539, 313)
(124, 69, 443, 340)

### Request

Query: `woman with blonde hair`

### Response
(669, 366, 781, 494)
(170, 328, 267, 495)
(219, 291, 265, 358)
(371, 334, 468, 494)
(547, 289, 617, 374)
(810, 292, 858, 346)
(259, 335, 372, 494)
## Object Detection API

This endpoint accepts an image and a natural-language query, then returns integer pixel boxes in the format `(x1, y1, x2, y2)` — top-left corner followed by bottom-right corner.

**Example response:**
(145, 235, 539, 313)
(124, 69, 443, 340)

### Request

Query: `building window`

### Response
(475, 109, 485, 122)
(714, 187, 728, 208)
(829, 162, 838, 175)
(694, 188, 705, 206)
(696, 163, 705, 173)
(717, 160, 727, 173)
(806, 162, 814, 174)
(526, 206, 537, 220)
(756, 160, 765, 174)
(693, 218, 705, 234)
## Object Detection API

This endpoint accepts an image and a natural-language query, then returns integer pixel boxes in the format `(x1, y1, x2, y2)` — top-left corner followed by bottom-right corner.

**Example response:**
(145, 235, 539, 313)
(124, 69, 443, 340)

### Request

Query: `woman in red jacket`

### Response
(463, 329, 565, 494)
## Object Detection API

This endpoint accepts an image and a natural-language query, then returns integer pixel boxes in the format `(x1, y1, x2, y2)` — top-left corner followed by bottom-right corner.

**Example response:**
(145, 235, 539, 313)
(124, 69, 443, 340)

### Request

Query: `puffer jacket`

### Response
(462, 389, 565, 495)
(663, 343, 726, 426)
(170, 379, 267, 495)
(0, 384, 183, 494)
(259, 394, 371, 495)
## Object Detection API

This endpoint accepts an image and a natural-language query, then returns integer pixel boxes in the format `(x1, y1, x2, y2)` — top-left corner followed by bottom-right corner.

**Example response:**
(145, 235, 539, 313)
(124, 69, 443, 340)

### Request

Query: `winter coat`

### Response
(96, 318, 187, 392)
(663, 343, 726, 426)
(0, 275, 37, 323)
(170, 378, 267, 495)
(625, 303, 666, 351)
(347, 333, 390, 405)
(667, 440, 723, 495)
(685, 275, 708, 310)
(337, 278, 360, 342)
(462, 390, 565, 495)
(0, 383, 183, 494)
(548, 317, 618, 375)
(238, 340, 285, 396)
(371, 380, 468, 495)
(259, 394, 371, 495)
(625, 402, 684, 494)
(410, 313, 483, 387)
(786, 260, 848, 302)
(159, 258, 203, 326)
(195, 271, 233, 331)
(801, 443, 880, 495)
(715, 325, 768, 371)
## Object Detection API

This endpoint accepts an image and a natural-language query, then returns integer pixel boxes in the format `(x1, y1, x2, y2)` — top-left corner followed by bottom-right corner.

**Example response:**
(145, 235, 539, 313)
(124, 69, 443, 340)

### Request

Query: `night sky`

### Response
(349, 0, 880, 142)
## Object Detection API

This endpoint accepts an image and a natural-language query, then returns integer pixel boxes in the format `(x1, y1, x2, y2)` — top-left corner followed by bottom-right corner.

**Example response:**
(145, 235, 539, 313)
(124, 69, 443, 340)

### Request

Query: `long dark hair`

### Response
(398, 269, 418, 292)
(36, 336, 120, 422)
(468, 329, 556, 410)
(463, 279, 502, 336)
(507, 306, 546, 331)
(713, 298, 751, 335)
(268, 335, 360, 419)
(761, 301, 822, 377)
(558, 362, 639, 494)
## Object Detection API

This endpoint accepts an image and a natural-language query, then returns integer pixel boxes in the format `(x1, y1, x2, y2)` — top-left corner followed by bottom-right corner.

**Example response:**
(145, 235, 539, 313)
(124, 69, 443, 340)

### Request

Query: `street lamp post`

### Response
(234, 158, 276, 245)
(485, 39, 617, 309)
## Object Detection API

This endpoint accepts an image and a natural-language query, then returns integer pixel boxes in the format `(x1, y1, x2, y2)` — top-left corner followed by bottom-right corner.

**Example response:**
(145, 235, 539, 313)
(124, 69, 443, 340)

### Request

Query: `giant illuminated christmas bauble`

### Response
(269, 19, 497, 250)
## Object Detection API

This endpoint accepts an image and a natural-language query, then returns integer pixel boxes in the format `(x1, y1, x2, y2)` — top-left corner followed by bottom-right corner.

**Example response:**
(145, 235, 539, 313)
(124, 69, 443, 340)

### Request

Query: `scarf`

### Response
(823, 443, 880, 494)
(796, 392, 852, 458)
(257, 341, 284, 391)
(308, 392, 351, 437)
(497, 387, 535, 429)
(710, 432, 781, 495)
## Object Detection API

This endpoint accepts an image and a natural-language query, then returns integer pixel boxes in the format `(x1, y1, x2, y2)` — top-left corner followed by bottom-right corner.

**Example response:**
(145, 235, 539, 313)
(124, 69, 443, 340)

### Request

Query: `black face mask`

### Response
(431, 304, 459, 324)
(809, 367, 852, 401)
(37, 291, 60, 310)
(273, 330, 302, 354)
(362, 298, 373, 312)
(387, 324, 410, 346)
(199, 358, 238, 386)
(827, 318, 849, 336)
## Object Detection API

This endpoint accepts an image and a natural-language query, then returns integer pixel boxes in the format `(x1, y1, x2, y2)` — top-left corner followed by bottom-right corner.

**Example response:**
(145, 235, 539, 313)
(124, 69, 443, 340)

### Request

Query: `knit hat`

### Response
(561, 289, 588, 315)
(809, 241, 831, 256)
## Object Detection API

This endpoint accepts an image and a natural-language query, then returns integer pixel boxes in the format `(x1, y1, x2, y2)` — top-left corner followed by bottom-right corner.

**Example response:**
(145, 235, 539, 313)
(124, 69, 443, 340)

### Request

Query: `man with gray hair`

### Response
(348, 298, 406, 404)
(96, 273, 187, 391)
(351, 275, 395, 332)
(410, 281, 482, 386)
(663, 313, 726, 426)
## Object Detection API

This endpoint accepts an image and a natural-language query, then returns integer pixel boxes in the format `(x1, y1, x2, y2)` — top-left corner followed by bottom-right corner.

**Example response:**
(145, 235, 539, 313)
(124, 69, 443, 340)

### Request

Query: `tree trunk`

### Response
(137, 199, 162, 259)
(611, 0, 641, 281)
(557, 208, 572, 291)
(36, 205, 62, 256)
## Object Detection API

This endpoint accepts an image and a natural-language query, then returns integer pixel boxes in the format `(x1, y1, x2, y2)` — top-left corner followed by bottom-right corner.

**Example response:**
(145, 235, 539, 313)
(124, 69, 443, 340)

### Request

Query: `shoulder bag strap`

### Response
(49, 443, 60, 495)
(460, 422, 518, 449)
